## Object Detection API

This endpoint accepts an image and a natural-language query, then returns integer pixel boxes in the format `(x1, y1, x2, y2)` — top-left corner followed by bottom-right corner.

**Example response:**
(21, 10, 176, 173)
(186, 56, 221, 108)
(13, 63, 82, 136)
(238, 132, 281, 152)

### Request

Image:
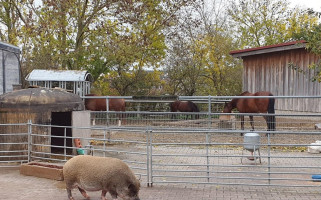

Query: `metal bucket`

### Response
(244, 133, 260, 152)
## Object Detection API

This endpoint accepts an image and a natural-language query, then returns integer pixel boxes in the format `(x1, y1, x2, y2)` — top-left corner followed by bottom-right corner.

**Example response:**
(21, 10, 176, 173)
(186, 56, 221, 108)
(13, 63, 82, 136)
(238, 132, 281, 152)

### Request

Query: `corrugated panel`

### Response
(26, 69, 92, 82)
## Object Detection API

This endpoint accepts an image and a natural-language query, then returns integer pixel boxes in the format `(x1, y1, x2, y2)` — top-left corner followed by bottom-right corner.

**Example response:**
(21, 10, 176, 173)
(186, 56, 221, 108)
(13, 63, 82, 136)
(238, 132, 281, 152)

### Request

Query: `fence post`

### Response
(27, 120, 32, 163)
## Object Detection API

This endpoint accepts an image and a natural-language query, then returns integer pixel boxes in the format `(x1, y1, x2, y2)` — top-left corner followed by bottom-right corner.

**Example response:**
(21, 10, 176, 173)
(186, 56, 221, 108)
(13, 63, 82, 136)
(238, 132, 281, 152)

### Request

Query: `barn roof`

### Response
(230, 40, 306, 58)
(25, 69, 93, 82)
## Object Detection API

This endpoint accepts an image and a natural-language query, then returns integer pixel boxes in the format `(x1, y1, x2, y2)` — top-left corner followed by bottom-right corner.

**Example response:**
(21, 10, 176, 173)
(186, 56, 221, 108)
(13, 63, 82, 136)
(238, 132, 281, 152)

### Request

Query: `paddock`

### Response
(1, 95, 321, 188)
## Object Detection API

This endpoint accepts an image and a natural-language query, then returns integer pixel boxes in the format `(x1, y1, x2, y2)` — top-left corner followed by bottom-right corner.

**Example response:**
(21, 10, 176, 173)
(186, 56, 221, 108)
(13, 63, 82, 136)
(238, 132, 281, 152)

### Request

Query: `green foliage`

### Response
(92, 69, 164, 96)
(291, 22, 321, 82)
(295, 23, 321, 55)
(228, 0, 319, 48)
(164, 0, 243, 96)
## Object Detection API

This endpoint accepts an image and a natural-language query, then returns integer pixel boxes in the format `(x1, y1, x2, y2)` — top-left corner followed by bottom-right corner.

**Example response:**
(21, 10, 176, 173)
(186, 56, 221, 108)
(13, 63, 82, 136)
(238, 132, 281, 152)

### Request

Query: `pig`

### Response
(63, 155, 140, 200)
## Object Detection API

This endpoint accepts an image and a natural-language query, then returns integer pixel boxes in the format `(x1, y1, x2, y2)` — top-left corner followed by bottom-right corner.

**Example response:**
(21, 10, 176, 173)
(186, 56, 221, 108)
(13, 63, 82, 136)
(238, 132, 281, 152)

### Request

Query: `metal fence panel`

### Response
(1, 95, 321, 187)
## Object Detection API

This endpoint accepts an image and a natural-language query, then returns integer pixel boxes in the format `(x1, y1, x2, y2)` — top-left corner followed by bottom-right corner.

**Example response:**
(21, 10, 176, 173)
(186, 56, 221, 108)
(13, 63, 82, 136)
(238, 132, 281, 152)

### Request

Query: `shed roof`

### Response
(0, 41, 20, 54)
(0, 88, 84, 112)
(230, 40, 306, 58)
(25, 69, 93, 82)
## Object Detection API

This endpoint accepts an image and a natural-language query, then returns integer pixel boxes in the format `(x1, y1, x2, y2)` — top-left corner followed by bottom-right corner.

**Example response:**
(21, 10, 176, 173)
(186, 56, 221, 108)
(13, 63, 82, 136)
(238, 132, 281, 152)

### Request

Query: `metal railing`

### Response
(1, 95, 321, 187)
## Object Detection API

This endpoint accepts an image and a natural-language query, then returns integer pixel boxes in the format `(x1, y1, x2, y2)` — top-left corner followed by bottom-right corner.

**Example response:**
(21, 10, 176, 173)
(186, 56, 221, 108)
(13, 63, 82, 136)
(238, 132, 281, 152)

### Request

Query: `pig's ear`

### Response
(128, 183, 139, 194)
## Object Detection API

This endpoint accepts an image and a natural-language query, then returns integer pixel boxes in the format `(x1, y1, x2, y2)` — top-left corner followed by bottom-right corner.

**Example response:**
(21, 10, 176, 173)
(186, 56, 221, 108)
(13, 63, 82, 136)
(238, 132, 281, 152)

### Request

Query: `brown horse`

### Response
(222, 91, 275, 133)
(170, 100, 200, 119)
(85, 94, 126, 125)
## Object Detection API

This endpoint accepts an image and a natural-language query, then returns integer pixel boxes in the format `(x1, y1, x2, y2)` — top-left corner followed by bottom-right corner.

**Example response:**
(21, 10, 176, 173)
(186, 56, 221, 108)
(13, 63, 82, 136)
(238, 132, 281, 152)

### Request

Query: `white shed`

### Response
(0, 41, 21, 95)
(25, 69, 93, 96)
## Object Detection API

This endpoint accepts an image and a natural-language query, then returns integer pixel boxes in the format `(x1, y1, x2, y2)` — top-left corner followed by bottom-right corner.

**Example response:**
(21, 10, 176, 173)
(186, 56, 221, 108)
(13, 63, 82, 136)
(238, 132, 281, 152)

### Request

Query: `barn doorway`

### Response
(51, 112, 72, 154)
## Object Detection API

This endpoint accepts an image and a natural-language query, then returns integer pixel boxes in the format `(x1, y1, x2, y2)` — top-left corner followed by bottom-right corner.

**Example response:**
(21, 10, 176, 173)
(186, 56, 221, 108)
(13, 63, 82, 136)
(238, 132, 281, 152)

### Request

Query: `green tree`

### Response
(18, 0, 195, 95)
(291, 23, 321, 82)
(0, 0, 27, 45)
(228, 0, 319, 48)
(164, 0, 242, 96)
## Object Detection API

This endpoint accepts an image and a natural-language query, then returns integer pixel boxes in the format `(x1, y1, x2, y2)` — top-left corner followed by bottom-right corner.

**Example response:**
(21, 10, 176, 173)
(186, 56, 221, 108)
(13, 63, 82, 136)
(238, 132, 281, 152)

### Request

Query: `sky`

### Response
(289, 0, 321, 12)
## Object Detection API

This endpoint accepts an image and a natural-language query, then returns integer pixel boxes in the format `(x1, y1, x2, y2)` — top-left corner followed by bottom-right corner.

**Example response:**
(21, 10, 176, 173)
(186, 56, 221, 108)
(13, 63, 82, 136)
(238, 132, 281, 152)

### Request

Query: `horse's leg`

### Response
(249, 115, 254, 131)
(171, 110, 176, 119)
(264, 115, 275, 136)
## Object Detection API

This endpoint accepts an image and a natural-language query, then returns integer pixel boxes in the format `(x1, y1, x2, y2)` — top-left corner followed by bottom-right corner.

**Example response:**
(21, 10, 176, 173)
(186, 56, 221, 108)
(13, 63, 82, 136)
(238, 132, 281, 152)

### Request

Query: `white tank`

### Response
(244, 133, 260, 152)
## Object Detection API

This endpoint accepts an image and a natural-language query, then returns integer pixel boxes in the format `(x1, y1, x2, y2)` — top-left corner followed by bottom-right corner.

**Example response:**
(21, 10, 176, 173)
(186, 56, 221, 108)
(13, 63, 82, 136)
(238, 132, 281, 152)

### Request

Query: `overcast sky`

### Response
(289, 0, 321, 12)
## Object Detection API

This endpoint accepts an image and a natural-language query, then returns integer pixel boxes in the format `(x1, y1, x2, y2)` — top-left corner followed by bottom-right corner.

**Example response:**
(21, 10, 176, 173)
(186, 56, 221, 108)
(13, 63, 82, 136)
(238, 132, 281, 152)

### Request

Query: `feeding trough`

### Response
(218, 115, 236, 130)
(242, 132, 261, 164)
(20, 162, 64, 181)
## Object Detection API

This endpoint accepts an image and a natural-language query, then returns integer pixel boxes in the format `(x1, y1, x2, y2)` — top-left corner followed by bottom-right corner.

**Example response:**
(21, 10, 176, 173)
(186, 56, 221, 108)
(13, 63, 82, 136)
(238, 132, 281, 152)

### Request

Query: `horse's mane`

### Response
(228, 91, 250, 109)
(239, 91, 251, 96)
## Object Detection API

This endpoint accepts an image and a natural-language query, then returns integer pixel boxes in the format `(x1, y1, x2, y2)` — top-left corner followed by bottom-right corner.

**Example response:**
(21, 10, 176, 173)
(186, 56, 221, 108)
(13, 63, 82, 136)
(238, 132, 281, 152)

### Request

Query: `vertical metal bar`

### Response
(253, 145, 256, 165)
(149, 128, 153, 187)
(64, 128, 67, 160)
(103, 128, 106, 157)
(106, 96, 109, 126)
(206, 132, 210, 182)
(146, 128, 150, 187)
(208, 96, 212, 127)
(207, 96, 212, 182)
(27, 120, 32, 162)
(73, 81, 76, 94)
(2, 50, 6, 93)
(267, 133, 271, 185)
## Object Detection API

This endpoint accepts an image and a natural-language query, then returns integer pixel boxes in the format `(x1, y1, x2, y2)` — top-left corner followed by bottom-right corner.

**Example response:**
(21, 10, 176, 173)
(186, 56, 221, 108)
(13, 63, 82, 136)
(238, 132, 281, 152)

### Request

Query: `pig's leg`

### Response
(67, 188, 74, 200)
(78, 187, 90, 199)
(101, 190, 107, 200)
(109, 190, 118, 200)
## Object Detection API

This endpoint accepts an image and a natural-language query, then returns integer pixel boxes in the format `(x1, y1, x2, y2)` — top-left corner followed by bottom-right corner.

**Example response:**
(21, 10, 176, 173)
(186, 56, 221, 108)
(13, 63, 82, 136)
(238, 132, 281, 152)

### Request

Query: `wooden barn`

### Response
(230, 40, 321, 112)
(0, 42, 21, 95)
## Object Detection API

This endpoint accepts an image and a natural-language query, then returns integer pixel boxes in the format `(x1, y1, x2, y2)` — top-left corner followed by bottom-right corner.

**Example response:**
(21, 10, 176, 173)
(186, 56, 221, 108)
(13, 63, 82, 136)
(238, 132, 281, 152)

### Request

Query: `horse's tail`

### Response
(190, 101, 200, 119)
(267, 94, 275, 131)
(193, 102, 200, 112)
(170, 101, 175, 112)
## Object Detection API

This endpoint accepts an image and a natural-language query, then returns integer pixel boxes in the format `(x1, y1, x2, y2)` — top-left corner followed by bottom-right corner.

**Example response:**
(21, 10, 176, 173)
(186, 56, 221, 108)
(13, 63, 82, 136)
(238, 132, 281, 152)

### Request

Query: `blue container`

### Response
(76, 148, 85, 155)
(312, 175, 321, 181)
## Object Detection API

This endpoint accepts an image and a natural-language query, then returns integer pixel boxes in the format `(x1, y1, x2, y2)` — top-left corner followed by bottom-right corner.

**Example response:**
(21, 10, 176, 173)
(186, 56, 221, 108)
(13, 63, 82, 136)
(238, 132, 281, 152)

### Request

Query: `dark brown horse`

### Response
(222, 91, 275, 133)
(170, 100, 200, 119)
(85, 94, 126, 124)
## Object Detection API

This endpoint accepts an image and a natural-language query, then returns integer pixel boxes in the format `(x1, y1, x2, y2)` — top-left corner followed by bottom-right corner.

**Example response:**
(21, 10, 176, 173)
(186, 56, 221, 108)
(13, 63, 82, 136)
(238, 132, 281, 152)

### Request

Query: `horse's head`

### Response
(222, 102, 233, 113)
(220, 102, 233, 121)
